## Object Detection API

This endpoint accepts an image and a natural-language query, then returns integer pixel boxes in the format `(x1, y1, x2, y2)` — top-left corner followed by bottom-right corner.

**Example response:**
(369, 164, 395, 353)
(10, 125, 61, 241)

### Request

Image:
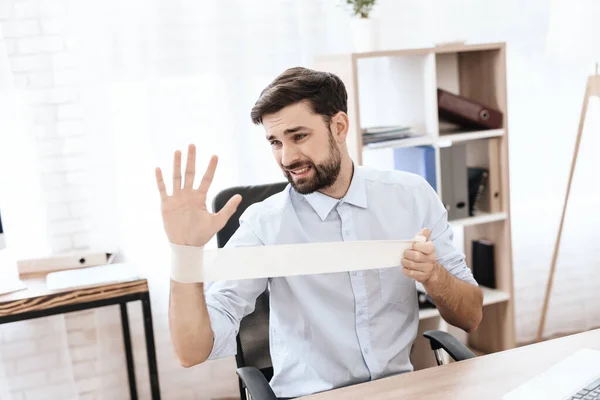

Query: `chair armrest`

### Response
(236, 366, 278, 400)
(423, 330, 477, 362)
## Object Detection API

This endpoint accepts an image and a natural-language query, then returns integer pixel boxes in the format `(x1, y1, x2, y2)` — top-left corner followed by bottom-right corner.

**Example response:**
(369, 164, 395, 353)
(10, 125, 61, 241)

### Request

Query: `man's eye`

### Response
(270, 141, 281, 147)
(294, 134, 306, 140)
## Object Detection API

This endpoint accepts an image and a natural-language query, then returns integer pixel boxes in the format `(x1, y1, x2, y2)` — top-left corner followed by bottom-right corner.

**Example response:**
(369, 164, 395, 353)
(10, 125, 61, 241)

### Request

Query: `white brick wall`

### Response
(40, 18, 66, 35)
(13, 2, 37, 19)
(0, 1, 137, 398)
(9, 53, 53, 71)
(28, 71, 54, 87)
(17, 35, 63, 54)
(1, 20, 39, 37)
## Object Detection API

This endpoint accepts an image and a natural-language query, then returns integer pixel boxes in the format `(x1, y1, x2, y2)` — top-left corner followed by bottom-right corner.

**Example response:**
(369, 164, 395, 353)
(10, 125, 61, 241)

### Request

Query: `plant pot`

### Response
(350, 17, 379, 53)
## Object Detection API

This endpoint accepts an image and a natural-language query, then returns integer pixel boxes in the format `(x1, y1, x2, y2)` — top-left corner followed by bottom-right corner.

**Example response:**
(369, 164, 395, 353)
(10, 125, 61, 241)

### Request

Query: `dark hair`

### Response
(250, 67, 348, 125)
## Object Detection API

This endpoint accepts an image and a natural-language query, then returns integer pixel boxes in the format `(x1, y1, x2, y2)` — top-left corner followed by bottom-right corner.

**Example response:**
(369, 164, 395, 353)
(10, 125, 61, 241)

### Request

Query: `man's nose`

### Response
(281, 145, 300, 168)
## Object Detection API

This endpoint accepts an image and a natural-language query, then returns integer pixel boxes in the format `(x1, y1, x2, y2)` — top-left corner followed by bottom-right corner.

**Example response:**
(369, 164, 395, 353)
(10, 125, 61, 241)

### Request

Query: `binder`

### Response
(440, 144, 469, 220)
(437, 88, 503, 130)
(393, 146, 437, 191)
(467, 167, 489, 216)
(17, 252, 112, 275)
(479, 138, 502, 213)
(464, 138, 502, 214)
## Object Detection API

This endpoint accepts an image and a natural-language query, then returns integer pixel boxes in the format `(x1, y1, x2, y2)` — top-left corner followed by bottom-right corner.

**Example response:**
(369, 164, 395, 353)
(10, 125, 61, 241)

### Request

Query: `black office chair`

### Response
(212, 182, 477, 400)
(213, 182, 288, 400)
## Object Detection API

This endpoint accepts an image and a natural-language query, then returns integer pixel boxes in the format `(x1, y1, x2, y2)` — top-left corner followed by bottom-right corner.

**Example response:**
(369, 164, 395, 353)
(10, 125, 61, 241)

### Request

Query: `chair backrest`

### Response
(212, 181, 288, 398)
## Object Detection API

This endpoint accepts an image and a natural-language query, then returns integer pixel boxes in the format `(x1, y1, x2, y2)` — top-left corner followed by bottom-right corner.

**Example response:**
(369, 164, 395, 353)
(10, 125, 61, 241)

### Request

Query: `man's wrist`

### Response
(170, 243, 205, 283)
(423, 262, 445, 290)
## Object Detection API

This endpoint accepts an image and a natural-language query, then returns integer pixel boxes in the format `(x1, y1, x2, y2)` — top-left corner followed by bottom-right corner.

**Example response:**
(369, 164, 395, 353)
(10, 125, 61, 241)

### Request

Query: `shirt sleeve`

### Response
(203, 220, 268, 360)
(419, 180, 478, 287)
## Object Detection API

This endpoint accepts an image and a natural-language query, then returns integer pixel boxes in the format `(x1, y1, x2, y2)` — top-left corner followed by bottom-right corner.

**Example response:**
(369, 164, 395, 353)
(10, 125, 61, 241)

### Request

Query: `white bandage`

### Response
(171, 240, 415, 283)
(170, 243, 206, 283)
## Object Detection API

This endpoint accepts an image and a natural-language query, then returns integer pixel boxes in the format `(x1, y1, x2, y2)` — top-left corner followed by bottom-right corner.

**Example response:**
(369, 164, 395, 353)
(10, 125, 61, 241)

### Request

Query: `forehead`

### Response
(263, 101, 324, 136)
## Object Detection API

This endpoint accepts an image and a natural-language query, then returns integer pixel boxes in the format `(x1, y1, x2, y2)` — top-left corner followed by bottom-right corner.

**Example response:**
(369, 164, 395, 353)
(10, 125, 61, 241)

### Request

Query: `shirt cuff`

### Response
(169, 243, 205, 283)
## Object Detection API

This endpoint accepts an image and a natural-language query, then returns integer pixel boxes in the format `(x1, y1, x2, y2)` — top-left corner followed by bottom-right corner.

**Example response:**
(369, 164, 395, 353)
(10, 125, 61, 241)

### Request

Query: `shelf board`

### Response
(350, 42, 505, 60)
(362, 129, 504, 152)
(481, 286, 511, 306)
(419, 307, 441, 320)
(419, 286, 510, 320)
(449, 211, 508, 227)
(363, 135, 436, 150)
(438, 129, 505, 146)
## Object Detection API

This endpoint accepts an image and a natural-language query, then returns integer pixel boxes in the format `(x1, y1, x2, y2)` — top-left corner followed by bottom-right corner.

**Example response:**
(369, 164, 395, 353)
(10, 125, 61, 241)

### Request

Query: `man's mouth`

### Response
(289, 165, 312, 178)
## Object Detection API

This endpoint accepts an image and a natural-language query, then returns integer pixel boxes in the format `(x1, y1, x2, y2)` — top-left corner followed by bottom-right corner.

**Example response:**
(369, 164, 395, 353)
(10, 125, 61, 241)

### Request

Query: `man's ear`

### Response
(330, 112, 349, 143)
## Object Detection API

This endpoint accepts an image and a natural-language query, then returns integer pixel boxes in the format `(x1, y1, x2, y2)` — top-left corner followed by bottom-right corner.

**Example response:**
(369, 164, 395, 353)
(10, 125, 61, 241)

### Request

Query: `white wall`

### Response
(0, 0, 599, 398)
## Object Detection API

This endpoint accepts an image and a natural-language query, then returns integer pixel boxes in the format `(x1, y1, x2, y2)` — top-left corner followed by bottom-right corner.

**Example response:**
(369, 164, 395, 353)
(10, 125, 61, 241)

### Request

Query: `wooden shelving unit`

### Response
(314, 42, 516, 370)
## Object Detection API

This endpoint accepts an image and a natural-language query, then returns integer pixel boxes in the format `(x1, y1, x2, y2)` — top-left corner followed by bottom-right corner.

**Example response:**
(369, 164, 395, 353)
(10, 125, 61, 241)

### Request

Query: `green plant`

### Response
(345, 0, 377, 18)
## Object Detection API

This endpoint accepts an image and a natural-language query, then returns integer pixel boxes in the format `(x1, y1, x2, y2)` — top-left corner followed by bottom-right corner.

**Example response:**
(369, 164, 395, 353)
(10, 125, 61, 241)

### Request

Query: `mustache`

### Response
(283, 161, 314, 172)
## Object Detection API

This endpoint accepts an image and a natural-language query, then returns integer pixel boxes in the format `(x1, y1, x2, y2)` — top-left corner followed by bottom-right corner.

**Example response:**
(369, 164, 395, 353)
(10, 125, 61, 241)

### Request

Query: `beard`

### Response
(283, 130, 342, 195)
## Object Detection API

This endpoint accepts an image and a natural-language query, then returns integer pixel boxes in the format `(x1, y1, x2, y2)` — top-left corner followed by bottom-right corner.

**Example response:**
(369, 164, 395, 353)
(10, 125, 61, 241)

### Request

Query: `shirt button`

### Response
(363, 348, 369, 355)
(345, 230, 351, 235)
(358, 309, 365, 316)
(351, 271, 357, 276)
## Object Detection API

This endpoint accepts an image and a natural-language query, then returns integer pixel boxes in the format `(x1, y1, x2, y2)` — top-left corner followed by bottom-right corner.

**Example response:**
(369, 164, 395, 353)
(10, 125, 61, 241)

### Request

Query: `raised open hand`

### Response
(155, 144, 242, 247)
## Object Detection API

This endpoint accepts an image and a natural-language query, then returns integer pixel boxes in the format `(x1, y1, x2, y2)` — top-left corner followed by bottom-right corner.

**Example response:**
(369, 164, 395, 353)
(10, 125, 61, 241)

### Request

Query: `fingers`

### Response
(402, 268, 428, 281)
(412, 240, 435, 254)
(155, 167, 167, 200)
(198, 155, 218, 195)
(403, 249, 428, 263)
(214, 194, 242, 229)
(172, 150, 182, 193)
(183, 144, 196, 190)
(401, 257, 424, 271)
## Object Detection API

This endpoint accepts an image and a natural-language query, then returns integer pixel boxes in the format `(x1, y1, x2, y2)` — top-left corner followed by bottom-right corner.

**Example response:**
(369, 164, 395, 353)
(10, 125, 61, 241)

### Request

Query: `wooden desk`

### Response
(0, 273, 161, 400)
(303, 328, 600, 400)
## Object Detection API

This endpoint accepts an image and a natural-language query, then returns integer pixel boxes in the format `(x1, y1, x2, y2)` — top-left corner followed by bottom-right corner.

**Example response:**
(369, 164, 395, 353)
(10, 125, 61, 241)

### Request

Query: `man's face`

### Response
(263, 101, 342, 195)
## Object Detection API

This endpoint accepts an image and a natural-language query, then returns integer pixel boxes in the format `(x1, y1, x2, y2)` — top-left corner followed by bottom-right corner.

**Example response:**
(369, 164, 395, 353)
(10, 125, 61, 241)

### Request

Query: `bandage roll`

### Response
(170, 240, 415, 283)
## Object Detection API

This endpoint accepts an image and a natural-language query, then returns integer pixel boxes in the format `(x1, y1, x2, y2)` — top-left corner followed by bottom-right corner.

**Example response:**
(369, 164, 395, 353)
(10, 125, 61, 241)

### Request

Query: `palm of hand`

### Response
(155, 144, 241, 247)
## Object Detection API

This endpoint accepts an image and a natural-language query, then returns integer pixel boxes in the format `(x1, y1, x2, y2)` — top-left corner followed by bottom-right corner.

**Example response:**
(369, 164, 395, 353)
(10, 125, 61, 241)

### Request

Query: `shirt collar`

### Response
(302, 164, 368, 221)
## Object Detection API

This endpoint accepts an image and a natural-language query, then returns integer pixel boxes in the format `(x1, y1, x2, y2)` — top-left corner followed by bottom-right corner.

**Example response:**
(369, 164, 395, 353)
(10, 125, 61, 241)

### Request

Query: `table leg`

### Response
(141, 293, 161, 399)
(120, 302, 138, 400)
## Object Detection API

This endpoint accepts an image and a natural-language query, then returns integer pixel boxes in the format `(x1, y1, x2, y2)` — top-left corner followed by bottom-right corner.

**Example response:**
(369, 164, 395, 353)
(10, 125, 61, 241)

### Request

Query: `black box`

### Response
(472, 239, 496, 288)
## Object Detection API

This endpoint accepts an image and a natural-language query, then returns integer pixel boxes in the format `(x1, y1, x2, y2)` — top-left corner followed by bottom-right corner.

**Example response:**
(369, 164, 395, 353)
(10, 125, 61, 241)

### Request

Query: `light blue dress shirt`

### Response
(204, 165, 477, 398)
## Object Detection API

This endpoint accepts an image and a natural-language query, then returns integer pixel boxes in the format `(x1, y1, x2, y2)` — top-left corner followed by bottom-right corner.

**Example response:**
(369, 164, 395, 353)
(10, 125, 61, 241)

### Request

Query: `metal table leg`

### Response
(120, 302, 138, 400)
(141, 293, 161, 399)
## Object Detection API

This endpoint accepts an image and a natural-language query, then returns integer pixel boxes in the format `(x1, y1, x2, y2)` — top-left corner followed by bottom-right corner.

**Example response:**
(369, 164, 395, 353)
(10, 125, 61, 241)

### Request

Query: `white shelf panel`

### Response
(362, 129, 504, 151)
(481, 286, 511, 306)
(449, 212, 508, 227)
(438, 129, 504, 147)
(419, 307, 441, 320)
(418, 286, 510, 320)
(363, 135, 436, 150)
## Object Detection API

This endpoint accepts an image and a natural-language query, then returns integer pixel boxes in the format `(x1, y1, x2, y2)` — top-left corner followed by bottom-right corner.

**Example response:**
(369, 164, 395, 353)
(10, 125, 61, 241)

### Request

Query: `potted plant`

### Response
(345, 0, 378, 52)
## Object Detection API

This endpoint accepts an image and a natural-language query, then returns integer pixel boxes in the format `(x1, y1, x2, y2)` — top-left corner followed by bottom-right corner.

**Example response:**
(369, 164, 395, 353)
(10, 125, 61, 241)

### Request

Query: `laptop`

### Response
(503, 348, 600, 400)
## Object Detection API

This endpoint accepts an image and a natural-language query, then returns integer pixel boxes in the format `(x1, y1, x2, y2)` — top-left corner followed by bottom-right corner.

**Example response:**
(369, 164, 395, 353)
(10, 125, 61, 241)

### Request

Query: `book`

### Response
(363, 131, 417, 144)
(362, 125, 412, 135)
(362, 125, 420, 145)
